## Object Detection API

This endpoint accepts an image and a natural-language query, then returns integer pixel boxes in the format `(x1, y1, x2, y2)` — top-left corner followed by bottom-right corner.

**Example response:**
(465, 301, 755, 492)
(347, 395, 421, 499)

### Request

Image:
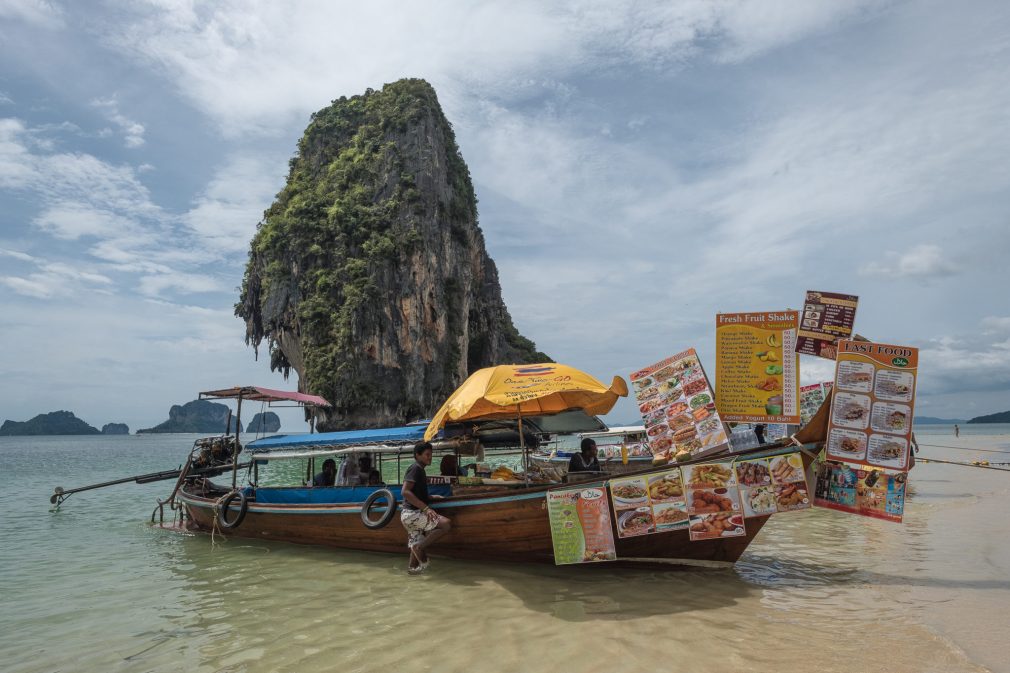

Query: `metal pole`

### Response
(232, 394, 242, 490)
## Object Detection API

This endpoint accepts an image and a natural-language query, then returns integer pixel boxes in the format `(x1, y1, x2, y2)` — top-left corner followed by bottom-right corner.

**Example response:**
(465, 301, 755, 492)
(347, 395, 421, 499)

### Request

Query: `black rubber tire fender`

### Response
(217, 490, 248, 529)
(361, 488, 397, 530)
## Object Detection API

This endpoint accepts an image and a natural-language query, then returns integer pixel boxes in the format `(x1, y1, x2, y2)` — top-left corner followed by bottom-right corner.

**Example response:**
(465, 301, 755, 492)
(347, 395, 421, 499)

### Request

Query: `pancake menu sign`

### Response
(825, 340, 918, 470)
(796, 291, 859, 360)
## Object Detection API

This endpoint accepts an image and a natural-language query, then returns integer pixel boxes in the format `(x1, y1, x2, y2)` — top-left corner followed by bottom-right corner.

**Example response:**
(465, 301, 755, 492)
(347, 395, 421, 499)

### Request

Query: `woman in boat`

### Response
(401, 441, 451, 573)
(312, 458, 336, 487)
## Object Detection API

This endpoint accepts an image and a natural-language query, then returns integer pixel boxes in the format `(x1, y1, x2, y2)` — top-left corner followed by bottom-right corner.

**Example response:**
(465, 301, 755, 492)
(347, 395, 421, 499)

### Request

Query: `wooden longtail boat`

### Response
(167, 381, 831, 568)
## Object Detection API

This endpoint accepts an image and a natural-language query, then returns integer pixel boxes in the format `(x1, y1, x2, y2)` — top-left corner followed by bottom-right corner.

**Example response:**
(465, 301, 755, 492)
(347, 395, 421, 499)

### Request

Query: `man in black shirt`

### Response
(400, 441, 451, 573)
(568, 438, 602, 474)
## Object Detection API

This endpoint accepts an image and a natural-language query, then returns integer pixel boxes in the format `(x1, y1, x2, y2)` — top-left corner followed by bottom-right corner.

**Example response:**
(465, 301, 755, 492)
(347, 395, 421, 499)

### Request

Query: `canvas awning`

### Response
(199, 386, 331, 407)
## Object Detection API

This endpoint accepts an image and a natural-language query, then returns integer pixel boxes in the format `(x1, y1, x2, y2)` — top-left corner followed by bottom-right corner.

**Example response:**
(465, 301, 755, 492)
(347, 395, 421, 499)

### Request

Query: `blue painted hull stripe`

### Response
(181, 487, 555, 515)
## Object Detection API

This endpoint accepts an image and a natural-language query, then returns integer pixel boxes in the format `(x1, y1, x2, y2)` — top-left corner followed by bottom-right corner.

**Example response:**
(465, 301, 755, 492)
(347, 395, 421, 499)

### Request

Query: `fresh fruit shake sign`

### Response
(715, 311, 801, 424)
(826, 341, 918, 470)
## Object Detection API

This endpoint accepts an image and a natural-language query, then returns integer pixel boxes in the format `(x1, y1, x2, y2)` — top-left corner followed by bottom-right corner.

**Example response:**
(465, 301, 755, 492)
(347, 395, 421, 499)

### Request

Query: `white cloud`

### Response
(138, 272, 225, 297)
(860, 244, 961, 279)
(0, 254, 113, 299)
(107, 0, 882, 136)
(0, 92, 12, 105)
(981, 316, 1010, 333)
(91, 96, 146, 148)
(185, 153, 283, 253)
(0, 0, 63, 28)
(33, 202, 139, 240)
(0, 247, 36, 262)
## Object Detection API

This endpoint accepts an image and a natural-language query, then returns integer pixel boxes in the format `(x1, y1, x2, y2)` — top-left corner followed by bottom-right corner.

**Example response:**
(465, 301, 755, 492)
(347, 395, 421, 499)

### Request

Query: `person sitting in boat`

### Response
(312, 458, 337, 487)
(401, 441, 451, 574)
(568, 438, 603, 473)
(367, 469, 384, 486)
(336, 453, 373, 486)
(438, 454, 471, 477)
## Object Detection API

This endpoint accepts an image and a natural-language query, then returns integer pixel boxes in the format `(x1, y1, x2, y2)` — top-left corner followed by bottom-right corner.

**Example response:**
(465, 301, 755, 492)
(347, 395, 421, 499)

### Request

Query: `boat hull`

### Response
(178, 482, 771, 567)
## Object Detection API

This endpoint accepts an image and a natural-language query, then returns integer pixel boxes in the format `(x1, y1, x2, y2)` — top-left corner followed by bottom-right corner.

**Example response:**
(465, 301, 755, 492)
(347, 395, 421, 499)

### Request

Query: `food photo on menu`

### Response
(874, 370, 914, 402)
(836, 361, 875, 393)
(832, 392, 871, 429)
(871, 402, 910, 435)
(828, 427, 868, 461)
(867, 434, 909, 469)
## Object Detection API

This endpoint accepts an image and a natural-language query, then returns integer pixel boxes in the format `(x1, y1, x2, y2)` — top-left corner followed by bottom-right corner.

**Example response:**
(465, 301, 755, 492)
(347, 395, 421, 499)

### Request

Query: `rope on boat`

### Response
(209, 490, 236, 548)
(918, 456, 1010, 472)
(917, 443, 1010, 454)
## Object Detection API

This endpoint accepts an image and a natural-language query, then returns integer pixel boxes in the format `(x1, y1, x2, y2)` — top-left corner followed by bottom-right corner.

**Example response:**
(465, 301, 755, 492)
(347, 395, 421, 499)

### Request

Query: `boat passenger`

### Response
(312, 458, 337, 487)
(438, 454, 471, 477)
(401, 441, 451, 574)
(568, 438, 602, 473)
(367, 469, 384, 486)
(337, 453, 373, 486)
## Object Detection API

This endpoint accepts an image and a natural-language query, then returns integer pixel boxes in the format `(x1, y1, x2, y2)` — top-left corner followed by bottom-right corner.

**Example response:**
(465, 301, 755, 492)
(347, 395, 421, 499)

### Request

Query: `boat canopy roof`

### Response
(580, 425, 645, 439)
(199, 386, 330, 407)
(247, 425, 425, 454)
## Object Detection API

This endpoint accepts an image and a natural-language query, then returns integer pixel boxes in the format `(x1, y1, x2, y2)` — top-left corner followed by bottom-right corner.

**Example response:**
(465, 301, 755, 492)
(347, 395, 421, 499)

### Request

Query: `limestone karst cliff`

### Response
(237, 79, 547, 429)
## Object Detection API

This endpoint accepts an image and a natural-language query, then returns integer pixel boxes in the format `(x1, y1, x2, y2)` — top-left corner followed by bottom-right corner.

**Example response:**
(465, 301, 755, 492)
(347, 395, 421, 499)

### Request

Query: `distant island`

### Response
(102, 423, 130, 435)
(915, 416, 967, 425)
(248, 411, 281, 433)
(0, 410, 101, 436)
(967, 410, 1010, 424)
(138, 399, 242, 434)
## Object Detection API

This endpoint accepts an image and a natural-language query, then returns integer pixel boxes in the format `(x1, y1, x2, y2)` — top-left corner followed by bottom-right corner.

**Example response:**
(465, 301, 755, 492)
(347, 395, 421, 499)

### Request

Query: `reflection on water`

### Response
(1, 435, 1006, 673)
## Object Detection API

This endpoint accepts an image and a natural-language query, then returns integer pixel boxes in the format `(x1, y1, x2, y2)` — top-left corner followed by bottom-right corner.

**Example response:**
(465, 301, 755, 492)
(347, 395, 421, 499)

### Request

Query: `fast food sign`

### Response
(630, 348, 729, 461)
(714, 311, 801, 424)
(825, 340, 918, 470)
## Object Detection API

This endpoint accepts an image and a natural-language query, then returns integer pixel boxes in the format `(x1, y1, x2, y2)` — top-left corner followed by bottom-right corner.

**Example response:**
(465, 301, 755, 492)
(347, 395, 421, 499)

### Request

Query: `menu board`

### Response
(547, 487, 617, 564)
(796, 291, 859, 359)
(813, 461, 906, 523)
(799, 381, 833, 426)
(715, 311, 800, 424)
(735, 452, 811, 517)
(609, 468, 688, 539)
(826, 341, 918, 470)
(681, 462, 746, 541)
(630, 349, 729, 461)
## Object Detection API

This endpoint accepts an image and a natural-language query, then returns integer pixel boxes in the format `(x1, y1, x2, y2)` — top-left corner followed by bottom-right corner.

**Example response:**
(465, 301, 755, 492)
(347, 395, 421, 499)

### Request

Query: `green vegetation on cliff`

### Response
(237, 79, 547, 429)
(0, 411, 101, 436)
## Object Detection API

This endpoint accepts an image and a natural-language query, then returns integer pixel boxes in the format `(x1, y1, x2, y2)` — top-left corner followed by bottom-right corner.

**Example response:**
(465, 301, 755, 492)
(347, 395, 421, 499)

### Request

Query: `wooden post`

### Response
(232, 393, 242, 490)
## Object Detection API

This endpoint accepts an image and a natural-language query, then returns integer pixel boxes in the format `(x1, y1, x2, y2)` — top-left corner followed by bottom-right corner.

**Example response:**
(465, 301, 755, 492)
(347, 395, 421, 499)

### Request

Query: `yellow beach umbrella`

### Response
(424, 363, 629, 441)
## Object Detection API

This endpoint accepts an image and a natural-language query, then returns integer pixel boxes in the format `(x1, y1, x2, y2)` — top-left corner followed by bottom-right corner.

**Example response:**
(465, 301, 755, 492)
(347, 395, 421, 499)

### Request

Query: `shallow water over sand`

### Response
(2, 431, 1008, 673)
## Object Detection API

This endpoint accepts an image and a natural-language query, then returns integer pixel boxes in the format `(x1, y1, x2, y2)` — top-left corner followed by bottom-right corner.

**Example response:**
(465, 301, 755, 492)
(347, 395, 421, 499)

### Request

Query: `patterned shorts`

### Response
(400, 507, 439, 548)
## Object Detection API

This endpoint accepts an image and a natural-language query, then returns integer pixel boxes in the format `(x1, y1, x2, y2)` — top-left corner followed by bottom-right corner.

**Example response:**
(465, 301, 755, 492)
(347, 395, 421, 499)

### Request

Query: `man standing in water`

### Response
(954, 424, 960, 438)
(401, 441, 451, 574)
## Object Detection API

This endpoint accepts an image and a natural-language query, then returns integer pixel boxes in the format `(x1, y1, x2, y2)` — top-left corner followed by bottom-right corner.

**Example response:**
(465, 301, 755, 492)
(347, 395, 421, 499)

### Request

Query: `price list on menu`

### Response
(715, 311, 800, 424)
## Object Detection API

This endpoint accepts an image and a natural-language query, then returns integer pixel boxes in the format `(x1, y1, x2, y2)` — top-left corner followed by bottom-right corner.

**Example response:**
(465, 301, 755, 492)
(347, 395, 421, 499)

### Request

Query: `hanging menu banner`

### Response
(609, 468, 689, 538)
(826, 340, 918, 470)
(799, 381, 833, 426)
(630, 349, 729, 461)
(715, 311, 800, 424)
(547, 487, 617, 565)
(735, 452, 812, 518)
(796, 291, 859, 360)
(813, 461, 907, 523)
(682, 462, 746, 541)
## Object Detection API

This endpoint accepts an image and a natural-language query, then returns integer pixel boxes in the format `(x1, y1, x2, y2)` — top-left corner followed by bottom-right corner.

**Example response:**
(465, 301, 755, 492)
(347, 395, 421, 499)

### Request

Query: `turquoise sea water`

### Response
(2, 432, 1009, 673)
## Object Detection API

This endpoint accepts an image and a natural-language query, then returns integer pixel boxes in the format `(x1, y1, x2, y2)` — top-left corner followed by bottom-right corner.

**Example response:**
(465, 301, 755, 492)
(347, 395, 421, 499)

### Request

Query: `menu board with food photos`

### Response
(813, 461, 906, 523)
(630, 349, 729, 461)
(799, 381, 833, 426)
(682, 462, 746, 541)
(609, 468, 689, 538)
(735, 452, 811, 518)
(826, 341, 918, 470)
(796, 291, 859, 360)
(547, 487, 617, 565)
(715, 311, 801, 424)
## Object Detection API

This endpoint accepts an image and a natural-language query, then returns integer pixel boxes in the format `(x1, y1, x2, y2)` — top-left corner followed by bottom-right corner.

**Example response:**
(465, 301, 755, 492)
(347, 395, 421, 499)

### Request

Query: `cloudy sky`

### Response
(1, 0, 1008, 431)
